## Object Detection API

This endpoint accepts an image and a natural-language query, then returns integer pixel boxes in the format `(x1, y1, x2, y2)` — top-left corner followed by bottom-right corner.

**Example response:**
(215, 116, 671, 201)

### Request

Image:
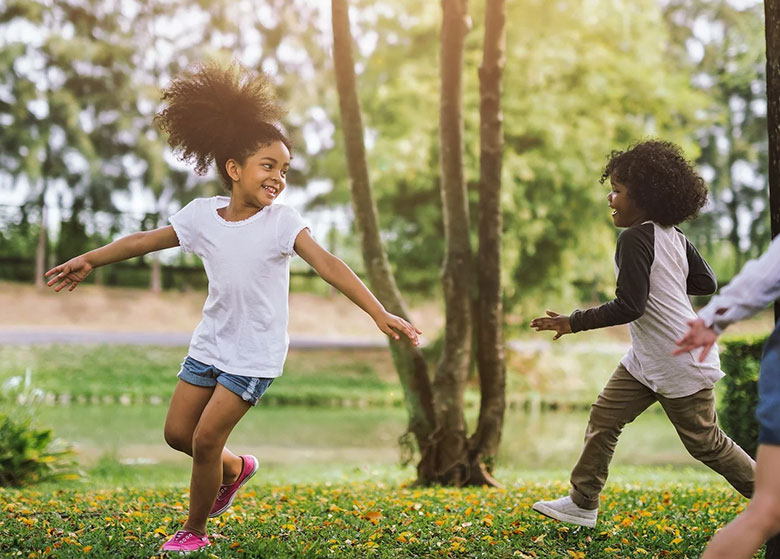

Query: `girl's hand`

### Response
(374, 311, 423, 347)
(45, 256, 94, 292)
(530, 310, 572, 340)
(674, 318, 718, 362)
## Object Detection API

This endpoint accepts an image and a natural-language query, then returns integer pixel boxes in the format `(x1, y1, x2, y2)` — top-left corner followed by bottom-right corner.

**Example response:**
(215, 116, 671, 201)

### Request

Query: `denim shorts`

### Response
(757, 322, 780, 445)
(177, 356, 274, 406)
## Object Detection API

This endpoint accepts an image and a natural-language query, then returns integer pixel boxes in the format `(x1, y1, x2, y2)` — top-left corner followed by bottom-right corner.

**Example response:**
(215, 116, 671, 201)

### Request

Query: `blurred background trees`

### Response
(0, 0, 771, 320)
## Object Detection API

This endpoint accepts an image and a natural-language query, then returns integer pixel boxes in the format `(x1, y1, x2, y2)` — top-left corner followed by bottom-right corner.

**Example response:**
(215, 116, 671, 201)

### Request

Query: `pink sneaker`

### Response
(160, 529, 210, 552)
(209, 455, 259, 517)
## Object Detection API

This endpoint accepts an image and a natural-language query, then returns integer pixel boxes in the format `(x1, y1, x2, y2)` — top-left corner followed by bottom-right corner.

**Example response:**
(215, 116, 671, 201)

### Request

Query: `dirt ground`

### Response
(0, 281, 444, 341)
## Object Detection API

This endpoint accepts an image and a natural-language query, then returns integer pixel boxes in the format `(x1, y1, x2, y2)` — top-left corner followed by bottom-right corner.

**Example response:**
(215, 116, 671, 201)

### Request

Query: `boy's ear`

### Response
(225, 159, 241, 182)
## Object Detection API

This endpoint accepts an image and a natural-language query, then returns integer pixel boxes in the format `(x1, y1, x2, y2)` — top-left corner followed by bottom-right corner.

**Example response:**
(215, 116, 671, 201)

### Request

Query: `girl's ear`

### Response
(225, 159, 241, 182)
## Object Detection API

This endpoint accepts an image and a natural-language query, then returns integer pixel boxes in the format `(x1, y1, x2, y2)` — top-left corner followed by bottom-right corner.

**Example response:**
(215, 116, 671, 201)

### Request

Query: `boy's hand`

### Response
(373, 311, 422, 347)
(45, 256, 93, 292)
(530, 310, 572, 341)
(674, 318, 718, 362)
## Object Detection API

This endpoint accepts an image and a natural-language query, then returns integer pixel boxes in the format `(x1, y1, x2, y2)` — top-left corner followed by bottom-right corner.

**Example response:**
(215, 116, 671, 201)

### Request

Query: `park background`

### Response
(1, 0, 779, 557)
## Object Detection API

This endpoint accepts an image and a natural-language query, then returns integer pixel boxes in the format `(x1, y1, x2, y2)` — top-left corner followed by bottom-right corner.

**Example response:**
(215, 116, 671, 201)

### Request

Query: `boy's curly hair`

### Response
(154, 62, 291, 190)
(599, 140, 708, 226)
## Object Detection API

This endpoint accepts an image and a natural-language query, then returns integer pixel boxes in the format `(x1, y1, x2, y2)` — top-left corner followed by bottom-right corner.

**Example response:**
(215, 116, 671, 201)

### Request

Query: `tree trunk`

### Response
(767, 0, 780, 323)
(468, 0, 506, 487)
(764, 1, 780, 557)
(35, 201, 46, 288)
(330, 0, 437, 481)
(430, 0, 473, 487)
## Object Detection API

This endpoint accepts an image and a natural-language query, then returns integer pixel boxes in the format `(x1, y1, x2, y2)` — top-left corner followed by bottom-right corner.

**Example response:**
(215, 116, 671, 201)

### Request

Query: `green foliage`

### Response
(0, 372, 78, 487)
(718, 335, 767, 459)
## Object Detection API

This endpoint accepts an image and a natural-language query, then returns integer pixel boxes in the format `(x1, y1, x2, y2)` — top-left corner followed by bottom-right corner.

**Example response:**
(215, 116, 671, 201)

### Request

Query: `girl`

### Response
(528, 140, 754, 528)
(675, 234, 780, 559)
(45, 62, 422, 553)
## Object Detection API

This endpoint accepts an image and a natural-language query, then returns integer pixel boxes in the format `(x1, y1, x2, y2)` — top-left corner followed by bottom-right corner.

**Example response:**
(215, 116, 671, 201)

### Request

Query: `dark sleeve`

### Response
(679, 229, 717, 295)
(569, 224, 654, 332)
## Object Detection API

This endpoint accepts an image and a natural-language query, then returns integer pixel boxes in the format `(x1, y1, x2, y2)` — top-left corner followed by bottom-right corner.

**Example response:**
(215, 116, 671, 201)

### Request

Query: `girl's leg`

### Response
(182, 383, 251, 535)
(701, 444, 780, 559)
(658, 389, 755, 498)
(163, 380, 245, 484)
(569, 364, 656, 509)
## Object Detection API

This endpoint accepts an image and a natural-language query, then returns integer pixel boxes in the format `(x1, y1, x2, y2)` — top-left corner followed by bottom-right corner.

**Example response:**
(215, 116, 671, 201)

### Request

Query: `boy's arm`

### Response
(46, 226, 180, 291)
(293, 229, 421, 346)
(682, 234, 717, 295)
(569, 225, 653, 333)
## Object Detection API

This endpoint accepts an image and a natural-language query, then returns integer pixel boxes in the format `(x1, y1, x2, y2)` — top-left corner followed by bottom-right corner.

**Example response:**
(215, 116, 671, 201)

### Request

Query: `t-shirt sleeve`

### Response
(168, 199, 202, 254)
(276, 205, 310, 257)
(569, 224, 654, 332)
(679, 230, 717, 295)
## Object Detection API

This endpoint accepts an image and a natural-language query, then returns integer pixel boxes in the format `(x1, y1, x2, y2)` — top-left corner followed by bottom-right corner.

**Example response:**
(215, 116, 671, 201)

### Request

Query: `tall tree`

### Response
(330, 0, 437, 482)
(331, 0, 507, 486)
(470, 0, 506, 482)
(431, 0, 474, 486)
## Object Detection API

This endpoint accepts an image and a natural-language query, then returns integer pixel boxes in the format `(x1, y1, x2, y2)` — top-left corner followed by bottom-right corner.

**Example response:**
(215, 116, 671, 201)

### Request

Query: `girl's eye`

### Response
(280, 169, 288, 178)
(263, 164, 272, 170)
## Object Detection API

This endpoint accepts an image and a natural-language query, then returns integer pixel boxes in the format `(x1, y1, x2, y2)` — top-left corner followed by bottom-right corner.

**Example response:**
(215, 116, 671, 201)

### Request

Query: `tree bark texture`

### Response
(469, 0, 506, 486)
(766, 0, 780, 327)
(764, 4, 780, 558)
(330, 0, 437, 481)
(431, 0, 473, 487)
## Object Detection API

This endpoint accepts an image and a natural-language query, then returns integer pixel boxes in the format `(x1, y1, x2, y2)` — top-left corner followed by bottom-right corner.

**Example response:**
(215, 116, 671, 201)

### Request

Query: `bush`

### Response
(718, 335, 768, 459)
(0, 371, 79, 487)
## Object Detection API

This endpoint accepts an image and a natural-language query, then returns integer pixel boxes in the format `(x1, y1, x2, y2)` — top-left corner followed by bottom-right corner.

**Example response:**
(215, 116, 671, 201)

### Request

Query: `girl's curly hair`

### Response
(600, 140, 708, 226)
(154, 62, 291, 190)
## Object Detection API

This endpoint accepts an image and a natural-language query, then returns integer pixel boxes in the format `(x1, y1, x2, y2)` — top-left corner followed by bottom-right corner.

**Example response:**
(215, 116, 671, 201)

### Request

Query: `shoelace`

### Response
(216, 484, 230, 500)
(173, 530, 199, 543)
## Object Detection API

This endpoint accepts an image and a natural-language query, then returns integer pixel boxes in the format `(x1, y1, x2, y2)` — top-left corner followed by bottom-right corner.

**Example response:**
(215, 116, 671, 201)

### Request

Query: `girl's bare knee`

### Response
(164, 428, 191, 454)
(191, 429, 224, 460)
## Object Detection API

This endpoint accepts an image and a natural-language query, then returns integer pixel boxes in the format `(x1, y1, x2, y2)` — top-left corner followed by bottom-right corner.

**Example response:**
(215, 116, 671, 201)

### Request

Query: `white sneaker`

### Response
(532, 495, 598, 528)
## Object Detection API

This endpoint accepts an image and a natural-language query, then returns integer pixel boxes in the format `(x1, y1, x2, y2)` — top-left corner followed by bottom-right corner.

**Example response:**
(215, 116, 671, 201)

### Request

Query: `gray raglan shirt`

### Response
(569, 221, 724, 398)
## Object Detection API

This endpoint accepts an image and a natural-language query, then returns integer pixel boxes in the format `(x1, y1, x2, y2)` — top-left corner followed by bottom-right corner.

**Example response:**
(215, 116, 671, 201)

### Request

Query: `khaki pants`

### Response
(570, 364, 756, 510)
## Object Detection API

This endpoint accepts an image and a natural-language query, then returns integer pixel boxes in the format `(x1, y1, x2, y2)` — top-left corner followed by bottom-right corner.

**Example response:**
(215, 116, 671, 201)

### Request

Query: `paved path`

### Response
(0, 328, 630, 354)
(0, 328, 388, 349)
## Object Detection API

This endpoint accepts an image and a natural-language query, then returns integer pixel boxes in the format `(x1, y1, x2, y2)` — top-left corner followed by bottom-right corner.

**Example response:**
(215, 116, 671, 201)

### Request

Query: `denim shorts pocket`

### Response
(177, 357, 218, 387)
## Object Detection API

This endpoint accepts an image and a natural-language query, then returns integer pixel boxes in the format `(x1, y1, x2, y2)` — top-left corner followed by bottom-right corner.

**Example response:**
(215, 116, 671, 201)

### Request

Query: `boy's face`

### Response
(607, 177, 647, 228)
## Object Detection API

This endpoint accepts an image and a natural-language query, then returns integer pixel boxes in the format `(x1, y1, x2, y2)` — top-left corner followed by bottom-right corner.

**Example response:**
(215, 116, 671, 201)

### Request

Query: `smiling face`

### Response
(607, 177, 647, 228)
(226, 140, 291, 209)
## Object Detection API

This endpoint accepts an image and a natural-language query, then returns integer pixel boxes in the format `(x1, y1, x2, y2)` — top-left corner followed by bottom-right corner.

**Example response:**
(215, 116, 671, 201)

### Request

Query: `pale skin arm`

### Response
(45, 226, 180, 292)
(293, 229, 421, 346)
(673, 318, 719, 362)
(529, 310, 572, 341)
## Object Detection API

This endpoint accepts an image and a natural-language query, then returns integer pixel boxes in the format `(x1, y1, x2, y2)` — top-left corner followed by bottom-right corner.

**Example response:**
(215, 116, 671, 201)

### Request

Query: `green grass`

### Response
(0, 467, 758, 558)
(0, 345, 405, 406)
(0, 343, 625, 409)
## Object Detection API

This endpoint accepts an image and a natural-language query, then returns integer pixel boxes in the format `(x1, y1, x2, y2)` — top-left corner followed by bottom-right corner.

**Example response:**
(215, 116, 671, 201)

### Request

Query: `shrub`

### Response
(0, 370, 79, 487)
(718, 335, 768, 459)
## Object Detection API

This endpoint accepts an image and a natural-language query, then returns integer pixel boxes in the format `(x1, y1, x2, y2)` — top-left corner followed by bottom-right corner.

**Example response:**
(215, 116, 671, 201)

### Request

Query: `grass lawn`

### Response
(0, 466, 756, 559)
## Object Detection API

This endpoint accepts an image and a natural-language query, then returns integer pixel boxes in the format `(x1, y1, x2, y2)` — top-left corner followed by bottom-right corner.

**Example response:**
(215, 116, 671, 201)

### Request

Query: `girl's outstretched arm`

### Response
(293, 229, 421, 346)
(46, 226, 180, 292)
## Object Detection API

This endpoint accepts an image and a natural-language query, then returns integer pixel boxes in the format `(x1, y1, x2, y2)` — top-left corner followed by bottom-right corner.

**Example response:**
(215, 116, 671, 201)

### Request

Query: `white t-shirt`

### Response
(169, 196, 309, 377)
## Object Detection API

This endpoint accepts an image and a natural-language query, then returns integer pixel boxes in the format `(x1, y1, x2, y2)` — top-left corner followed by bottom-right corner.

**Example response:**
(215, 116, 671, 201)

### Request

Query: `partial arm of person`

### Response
(676, 234, 780, 361)
(530, 225, 653, 340)
(696, 234, 780, 334)
(293, 229, 421, 346)
(45, 226, 180, 292)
